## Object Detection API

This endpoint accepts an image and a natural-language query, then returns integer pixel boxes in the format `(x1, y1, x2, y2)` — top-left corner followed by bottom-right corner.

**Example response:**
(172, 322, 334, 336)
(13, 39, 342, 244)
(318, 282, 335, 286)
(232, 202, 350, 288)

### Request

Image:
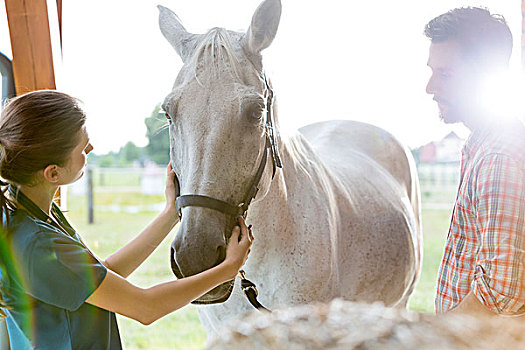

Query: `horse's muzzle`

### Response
(170, 247, 235, 304)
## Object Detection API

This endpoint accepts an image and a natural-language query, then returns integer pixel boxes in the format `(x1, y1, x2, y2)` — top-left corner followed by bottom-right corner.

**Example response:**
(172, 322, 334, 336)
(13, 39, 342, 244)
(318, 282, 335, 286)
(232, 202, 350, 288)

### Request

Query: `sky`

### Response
(0, 0, 523, 154)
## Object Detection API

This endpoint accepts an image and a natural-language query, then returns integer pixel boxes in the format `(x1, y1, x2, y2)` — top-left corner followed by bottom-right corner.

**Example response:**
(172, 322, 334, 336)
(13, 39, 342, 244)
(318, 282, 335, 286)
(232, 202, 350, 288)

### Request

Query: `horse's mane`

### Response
(187, 28, 244, 82)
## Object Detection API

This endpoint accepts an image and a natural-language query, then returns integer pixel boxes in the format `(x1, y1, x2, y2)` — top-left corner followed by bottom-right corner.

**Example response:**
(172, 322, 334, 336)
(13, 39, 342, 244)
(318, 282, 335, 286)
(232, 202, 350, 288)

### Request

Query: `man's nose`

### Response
(426, 74, 437, 95)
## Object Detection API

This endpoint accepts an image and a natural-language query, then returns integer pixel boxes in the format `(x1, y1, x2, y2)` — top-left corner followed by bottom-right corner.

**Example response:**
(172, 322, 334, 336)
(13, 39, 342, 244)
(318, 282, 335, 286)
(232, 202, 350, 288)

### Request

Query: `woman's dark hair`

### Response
(424, 7, 512, 68)
(0, 90, 86, 317)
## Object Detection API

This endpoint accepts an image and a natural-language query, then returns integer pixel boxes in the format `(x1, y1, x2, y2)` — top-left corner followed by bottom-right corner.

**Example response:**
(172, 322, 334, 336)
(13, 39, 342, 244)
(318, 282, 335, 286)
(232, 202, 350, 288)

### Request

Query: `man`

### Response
(425, 7, 525, 316)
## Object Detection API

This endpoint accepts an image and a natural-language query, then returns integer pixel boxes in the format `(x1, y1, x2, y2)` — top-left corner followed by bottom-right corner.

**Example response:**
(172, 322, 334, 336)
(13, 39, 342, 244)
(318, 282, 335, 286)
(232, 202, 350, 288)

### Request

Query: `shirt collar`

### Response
(8, 185, 75, 237)
(462, 125, 492, 159)
(461, 118, 523, 159)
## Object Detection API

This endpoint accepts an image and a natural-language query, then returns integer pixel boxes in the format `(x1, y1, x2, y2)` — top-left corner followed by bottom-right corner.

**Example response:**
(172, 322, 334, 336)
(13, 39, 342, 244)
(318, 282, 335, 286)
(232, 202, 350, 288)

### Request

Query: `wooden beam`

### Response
(5, 0, 56, 94)
(5, 0, 64, 206)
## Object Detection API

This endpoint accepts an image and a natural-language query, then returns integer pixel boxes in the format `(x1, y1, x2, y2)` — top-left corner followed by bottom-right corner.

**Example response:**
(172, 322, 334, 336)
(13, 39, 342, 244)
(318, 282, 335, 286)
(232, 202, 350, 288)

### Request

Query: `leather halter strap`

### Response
(175, 195, 242, 217)
(174, 139, 269, 219)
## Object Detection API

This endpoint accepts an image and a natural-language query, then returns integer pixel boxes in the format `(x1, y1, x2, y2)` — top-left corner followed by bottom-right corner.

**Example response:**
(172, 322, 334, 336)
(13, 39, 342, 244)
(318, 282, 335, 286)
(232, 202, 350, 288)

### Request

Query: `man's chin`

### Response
(439, 110, 463, 124)
(440, 114, 457, 124)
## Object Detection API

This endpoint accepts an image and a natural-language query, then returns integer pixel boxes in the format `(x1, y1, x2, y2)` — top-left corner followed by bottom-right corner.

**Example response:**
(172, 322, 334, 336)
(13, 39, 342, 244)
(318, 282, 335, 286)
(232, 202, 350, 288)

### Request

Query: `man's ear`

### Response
(43, 165, 60, 183)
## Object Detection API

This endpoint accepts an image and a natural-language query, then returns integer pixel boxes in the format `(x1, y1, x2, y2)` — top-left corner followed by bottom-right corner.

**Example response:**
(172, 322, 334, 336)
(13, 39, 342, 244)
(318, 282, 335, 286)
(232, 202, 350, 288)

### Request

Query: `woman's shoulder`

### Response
(9, 209, 48, 233)
(7, 209, 66, 250)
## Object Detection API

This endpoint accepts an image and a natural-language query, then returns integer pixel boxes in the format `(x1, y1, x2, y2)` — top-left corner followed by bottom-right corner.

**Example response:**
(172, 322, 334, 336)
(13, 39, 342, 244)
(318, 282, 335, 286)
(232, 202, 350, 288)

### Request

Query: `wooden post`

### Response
(87, 167, 94, 224)
(5, 0, 66, 207)
(5, 0, 57, 94)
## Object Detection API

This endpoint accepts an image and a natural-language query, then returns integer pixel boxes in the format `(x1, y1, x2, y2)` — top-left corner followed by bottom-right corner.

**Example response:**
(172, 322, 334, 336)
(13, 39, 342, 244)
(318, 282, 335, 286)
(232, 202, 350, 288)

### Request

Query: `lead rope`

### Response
(238, 269, 271, 312)
(237, 223, 271, 312)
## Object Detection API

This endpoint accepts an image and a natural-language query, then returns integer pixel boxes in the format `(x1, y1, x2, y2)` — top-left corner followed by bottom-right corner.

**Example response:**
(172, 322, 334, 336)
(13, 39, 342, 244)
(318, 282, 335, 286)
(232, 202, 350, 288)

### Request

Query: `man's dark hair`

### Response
(424, 7, 512, 67)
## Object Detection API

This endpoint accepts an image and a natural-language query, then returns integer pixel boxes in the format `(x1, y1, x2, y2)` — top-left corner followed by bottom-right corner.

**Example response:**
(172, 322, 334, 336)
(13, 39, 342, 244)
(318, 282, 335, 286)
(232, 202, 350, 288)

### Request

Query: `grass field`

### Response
(65, 187, 453, 349)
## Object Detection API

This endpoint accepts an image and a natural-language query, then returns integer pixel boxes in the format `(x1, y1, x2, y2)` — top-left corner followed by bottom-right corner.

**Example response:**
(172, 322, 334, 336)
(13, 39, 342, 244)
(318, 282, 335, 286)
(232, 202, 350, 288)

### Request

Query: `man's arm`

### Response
(450, 291, 496, 316)
(468, 154, 525, 315)
(451, 291, 525, 317)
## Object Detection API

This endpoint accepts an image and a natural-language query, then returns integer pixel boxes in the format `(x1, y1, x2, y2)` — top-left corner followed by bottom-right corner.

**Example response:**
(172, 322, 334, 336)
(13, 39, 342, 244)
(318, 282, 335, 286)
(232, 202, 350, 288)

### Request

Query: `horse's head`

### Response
(159, 0, 282, 304)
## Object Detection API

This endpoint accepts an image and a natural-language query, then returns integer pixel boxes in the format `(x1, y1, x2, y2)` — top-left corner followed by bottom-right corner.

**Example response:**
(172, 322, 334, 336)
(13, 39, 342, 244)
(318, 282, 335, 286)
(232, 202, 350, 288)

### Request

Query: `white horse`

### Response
(158, 0, 422, 340)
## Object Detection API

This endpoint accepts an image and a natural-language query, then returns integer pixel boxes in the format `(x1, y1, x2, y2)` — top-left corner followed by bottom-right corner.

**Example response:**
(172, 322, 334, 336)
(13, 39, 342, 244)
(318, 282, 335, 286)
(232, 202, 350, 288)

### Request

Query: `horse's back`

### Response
(299, 119, 421, 237)
(299, 120, 414, 196)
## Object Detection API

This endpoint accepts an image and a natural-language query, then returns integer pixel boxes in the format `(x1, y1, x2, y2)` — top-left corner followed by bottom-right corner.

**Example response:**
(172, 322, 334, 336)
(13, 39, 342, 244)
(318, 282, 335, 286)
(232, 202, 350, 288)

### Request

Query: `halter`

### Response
(172, 73, 281, 312)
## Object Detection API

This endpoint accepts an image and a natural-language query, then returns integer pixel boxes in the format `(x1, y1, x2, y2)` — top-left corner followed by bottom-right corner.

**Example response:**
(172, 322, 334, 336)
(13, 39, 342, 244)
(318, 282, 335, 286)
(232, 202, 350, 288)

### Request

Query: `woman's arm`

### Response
(87, 220, 252, 325)
(103, 164, 179, 278)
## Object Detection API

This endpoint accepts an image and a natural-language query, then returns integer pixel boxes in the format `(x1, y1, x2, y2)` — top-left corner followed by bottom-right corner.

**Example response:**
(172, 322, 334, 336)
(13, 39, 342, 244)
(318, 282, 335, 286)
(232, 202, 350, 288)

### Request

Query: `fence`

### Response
(68, 166, 166, 196)
(416, 162, 460, 209)
(65, 163, 461, 216)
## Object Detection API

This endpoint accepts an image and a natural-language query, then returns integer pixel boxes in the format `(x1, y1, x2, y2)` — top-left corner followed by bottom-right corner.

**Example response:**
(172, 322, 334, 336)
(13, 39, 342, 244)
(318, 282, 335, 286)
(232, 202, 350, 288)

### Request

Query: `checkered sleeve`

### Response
(471, 154, 525, 314)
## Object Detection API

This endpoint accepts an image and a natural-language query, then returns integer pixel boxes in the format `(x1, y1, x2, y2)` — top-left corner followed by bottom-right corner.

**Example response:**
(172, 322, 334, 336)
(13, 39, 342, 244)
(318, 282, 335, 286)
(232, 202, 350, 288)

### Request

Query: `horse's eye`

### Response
(165, 112, 172, 120)
(242, 100, 265, 122)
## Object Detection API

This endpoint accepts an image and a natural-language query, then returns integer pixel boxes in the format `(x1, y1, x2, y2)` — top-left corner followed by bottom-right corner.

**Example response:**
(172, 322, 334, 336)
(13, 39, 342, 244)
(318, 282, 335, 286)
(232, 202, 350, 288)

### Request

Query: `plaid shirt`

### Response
(435, 120, 525, 315)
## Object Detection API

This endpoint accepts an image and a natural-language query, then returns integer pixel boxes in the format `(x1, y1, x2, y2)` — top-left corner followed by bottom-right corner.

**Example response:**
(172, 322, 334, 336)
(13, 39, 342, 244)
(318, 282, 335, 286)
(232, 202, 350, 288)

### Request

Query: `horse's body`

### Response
(158, 0, 422, 340)
(197, 120, 422, 336)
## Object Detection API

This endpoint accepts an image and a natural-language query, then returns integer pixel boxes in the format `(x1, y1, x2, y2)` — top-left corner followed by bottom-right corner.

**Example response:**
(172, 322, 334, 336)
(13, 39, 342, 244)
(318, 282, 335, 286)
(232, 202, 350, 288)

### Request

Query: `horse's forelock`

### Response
(187, 28, 246, 82)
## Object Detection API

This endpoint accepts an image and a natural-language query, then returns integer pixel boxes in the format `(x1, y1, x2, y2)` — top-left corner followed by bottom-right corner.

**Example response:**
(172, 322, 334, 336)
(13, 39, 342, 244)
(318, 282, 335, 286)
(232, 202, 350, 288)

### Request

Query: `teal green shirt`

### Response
(0, 208, 122, 349)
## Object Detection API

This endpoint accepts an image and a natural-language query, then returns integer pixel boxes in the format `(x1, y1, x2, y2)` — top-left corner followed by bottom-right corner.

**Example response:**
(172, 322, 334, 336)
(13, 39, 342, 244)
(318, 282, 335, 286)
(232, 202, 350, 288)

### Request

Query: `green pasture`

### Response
(89, 168, 142, 187)
(65, 187, 452, 350)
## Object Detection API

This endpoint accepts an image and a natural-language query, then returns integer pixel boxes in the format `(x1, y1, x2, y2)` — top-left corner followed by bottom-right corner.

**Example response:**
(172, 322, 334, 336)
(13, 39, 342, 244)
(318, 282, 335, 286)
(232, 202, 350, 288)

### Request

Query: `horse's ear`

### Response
(244, 0, 281, 54)
(158, 5, 197, 62)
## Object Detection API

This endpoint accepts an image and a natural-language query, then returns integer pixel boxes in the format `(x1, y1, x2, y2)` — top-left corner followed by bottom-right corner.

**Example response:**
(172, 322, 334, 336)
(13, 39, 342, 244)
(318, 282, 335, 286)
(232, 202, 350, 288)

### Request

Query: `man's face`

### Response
(426, 40, 479, 124)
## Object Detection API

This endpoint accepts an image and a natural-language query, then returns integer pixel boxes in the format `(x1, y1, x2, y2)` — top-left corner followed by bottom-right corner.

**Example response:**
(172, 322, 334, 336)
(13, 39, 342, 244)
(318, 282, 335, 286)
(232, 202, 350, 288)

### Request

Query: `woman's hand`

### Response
(222, 217, 253, 280)
(164, 162, 178, 216)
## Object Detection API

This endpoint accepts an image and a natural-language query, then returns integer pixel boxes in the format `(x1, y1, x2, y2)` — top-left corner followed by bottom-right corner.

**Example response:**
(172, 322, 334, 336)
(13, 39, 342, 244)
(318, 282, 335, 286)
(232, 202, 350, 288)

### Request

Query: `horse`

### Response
(158, 0, 422, 340)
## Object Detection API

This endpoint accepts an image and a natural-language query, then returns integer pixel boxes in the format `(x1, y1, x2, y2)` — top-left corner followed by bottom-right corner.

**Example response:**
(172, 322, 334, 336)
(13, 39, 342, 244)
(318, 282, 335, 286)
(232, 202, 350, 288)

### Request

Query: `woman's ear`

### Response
(43, 165, 60, 183)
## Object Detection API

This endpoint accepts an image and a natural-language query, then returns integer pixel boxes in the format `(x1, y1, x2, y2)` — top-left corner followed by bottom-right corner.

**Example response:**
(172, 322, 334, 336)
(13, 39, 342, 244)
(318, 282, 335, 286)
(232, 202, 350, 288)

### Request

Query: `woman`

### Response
(0, 90, 253, 349)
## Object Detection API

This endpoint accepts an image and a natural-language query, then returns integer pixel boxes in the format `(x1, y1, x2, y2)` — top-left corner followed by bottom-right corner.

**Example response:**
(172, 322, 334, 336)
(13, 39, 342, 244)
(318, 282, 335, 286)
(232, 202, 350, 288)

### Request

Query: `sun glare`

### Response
(479, 69, 525, 121)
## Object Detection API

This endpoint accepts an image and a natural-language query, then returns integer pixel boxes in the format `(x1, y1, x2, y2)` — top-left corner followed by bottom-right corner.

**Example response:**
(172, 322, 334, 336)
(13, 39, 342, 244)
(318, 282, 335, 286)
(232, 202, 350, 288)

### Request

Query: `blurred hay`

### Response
(208, 299, 524, 350)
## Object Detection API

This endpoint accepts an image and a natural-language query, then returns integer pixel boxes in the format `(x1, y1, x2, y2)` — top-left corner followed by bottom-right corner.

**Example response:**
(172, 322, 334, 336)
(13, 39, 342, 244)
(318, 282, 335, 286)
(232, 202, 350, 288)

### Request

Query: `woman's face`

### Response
(60, 128, 93, 185)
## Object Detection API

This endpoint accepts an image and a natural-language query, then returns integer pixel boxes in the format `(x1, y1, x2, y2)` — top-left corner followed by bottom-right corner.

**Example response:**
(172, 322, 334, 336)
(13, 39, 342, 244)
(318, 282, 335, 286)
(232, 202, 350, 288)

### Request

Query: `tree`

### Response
(120, 141, 140, 164)
(93, 152, 118, 167)
(145, 104, 170, 165)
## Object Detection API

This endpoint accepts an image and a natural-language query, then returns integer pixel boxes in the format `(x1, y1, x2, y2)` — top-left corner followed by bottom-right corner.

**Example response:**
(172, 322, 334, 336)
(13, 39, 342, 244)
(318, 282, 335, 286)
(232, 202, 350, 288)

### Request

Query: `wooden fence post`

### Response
(87, 167, 94, 224)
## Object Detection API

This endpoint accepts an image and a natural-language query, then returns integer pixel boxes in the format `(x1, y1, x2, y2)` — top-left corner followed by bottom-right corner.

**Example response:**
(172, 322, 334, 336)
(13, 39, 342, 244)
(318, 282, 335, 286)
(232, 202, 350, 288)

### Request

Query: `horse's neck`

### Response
(245, 132, 341, 303)
(278, 130, 331, 193)
(257, 130, 334, 218)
